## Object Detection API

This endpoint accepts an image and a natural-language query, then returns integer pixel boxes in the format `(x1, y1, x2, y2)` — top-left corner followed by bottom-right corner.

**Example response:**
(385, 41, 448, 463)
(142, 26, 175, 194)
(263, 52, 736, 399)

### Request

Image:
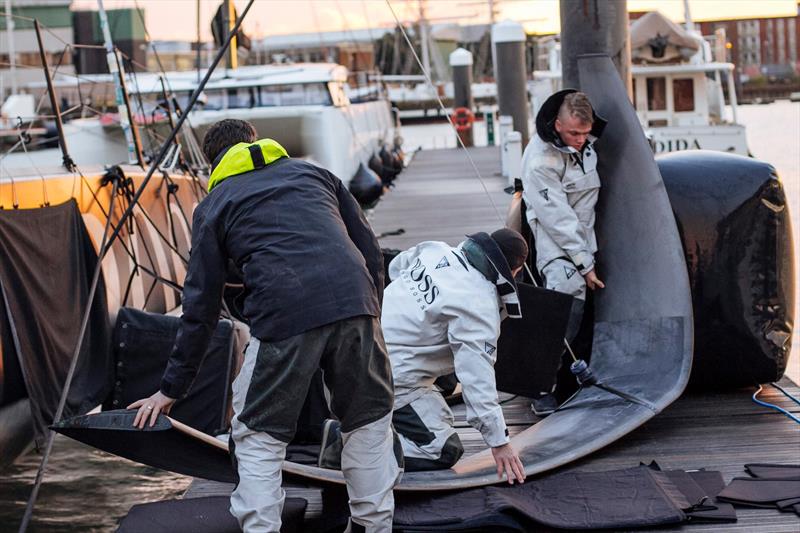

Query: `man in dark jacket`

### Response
(129, 119, 400, 532)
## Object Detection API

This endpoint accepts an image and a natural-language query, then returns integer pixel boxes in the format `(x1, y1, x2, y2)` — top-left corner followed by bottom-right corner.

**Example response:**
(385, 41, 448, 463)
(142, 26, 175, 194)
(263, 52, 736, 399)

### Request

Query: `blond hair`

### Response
(558, 92, 594, 124)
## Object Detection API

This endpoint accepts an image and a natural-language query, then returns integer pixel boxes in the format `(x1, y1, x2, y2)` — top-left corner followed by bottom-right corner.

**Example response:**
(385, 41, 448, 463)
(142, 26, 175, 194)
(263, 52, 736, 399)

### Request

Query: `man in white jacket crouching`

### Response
(381, 229, 528, 484)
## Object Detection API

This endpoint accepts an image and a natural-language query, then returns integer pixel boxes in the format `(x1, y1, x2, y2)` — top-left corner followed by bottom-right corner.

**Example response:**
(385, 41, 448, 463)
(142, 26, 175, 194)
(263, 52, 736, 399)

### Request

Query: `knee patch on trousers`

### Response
(404, 433, 464, 472)
(392, 403, 436, 446)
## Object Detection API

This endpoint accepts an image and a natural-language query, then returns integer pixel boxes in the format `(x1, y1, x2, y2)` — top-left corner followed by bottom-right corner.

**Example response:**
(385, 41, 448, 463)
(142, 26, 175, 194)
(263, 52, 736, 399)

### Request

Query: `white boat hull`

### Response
(647, 124, 749, 156)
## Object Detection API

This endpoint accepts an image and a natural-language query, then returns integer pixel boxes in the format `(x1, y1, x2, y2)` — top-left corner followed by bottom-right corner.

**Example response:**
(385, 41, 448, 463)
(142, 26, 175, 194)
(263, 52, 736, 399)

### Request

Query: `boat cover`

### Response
(103, 307, 236, 435)
(746, 464, 800, 480)
(117, 496, 307, 533)
(392, 466, 690, 531)
(658, 151, 795, 388)
(55, 410, 237, 482)
(0, 200, 112, 445)
(494, 283, 573, 397)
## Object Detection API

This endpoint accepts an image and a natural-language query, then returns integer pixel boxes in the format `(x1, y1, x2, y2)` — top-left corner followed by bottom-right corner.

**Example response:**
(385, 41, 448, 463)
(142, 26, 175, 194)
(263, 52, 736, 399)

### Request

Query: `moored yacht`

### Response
(630, 11, 749, 155)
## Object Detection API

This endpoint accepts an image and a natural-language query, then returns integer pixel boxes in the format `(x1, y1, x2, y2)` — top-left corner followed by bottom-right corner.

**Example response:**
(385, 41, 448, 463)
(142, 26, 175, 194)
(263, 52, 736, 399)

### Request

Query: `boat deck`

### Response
(186, 146, 800, 532)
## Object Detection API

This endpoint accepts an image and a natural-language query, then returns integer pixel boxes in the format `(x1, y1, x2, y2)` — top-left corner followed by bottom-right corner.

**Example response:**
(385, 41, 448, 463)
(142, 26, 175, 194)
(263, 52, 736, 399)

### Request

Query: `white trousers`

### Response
(394, 388, 457, 462)
(229, 339, 400, 532)
(541, 257, 587, 301)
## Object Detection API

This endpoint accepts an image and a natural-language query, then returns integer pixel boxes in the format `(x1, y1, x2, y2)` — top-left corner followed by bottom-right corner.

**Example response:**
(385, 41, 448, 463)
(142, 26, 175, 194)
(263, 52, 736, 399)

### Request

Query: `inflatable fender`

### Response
(658, 151, 795, 388)
(348, 163, 383, 208)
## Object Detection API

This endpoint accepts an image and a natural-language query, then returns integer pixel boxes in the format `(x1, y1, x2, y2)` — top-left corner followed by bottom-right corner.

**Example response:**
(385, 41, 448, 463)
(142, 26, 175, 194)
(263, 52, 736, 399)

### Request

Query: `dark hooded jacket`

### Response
(160, 141, 384, 398)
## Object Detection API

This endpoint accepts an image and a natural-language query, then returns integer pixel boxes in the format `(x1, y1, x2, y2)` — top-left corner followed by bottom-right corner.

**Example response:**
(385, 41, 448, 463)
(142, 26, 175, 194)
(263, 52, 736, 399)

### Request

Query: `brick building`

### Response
(632, 4, 800, 80)
(696, 6, 799, 79)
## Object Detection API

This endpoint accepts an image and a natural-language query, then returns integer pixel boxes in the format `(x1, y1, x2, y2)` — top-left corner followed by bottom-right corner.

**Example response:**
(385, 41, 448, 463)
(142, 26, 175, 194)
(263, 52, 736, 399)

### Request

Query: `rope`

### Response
(384, 0, 506, 225)
(17, 179, 119, 533)
(94, 0, 254, 267)
(752, 384, 800, 424)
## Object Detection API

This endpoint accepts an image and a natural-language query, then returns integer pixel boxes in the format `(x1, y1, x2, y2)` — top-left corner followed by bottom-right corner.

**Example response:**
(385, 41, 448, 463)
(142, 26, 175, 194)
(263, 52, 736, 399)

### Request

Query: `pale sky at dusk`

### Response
(69, 0, 799, 42)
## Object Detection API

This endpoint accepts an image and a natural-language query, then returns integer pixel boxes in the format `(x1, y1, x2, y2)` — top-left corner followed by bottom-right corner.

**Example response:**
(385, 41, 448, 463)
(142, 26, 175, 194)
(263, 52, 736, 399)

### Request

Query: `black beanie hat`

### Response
(490, 228, 528, 270)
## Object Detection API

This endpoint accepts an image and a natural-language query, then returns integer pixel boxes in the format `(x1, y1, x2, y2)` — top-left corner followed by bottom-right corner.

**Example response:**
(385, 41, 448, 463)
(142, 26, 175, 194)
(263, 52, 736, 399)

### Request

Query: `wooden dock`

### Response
(186, 146, 800, 532)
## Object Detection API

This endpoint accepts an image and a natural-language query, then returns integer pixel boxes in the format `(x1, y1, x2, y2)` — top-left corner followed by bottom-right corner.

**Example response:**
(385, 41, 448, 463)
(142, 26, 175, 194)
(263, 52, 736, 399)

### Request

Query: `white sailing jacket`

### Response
(381, 241, 510, 448)
(521, 133, 600, 275)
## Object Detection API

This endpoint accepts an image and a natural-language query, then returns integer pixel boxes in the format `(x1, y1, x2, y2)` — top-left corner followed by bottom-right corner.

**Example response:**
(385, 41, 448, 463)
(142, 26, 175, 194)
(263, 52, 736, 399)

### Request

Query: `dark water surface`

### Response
(0, 435, 191, 532)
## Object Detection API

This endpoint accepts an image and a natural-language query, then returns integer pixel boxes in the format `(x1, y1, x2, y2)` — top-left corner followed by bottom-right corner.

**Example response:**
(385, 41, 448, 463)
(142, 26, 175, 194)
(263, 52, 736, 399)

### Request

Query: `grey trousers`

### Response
(229, 316, 401, 532)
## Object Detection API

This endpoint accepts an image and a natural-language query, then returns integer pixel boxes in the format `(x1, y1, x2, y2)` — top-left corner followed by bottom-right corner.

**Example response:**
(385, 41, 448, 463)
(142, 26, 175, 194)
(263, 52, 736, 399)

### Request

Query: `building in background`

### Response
(254, 28, 386, 73)
(696, 8, 799, 81)
(0, 0, 74, 98)
(72, 7, 146, 74)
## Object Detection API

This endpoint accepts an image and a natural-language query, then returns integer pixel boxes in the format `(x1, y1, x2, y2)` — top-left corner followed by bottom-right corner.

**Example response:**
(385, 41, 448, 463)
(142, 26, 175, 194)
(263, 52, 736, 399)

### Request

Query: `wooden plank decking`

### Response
(186, 147, 800, 532)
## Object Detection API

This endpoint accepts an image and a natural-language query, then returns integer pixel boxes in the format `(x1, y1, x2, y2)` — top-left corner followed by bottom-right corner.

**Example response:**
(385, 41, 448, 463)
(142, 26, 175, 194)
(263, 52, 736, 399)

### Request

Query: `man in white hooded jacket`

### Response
(519, 89, 607, 416)
(380, 229, 528, 483)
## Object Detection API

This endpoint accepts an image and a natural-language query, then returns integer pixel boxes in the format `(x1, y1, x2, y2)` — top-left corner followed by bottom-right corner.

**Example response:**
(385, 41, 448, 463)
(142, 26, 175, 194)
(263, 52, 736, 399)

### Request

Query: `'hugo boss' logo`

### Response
(403, 258, 440, 309)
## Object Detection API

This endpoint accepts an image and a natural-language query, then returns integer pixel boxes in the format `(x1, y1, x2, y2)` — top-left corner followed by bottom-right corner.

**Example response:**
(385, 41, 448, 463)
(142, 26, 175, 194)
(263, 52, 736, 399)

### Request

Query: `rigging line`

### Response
(364, 0, 388, 74)
(383, 1, 543, 286)
(6, 52, 71, 198)
(131, 0, 177, 86)
(132, 195, 189, 263)
(321, 2, 377, 157)
(96, 0, 256, 261)
(0, 44, 70, 156)
(123, 54, 158, 159)
(383, 0, 505, 225)
(18, 130, 48, 204)
(17, 179, 120, 533)
(0, 60, 130, 86)
(335, 0, 381, 140)
(383, 1, 571, 357)
(127, 0, 205, 148)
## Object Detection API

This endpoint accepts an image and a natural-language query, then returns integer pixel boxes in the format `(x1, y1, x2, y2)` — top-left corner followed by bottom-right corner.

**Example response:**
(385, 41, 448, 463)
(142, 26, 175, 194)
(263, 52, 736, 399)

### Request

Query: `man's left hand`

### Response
(584, 269, 605, 291)
(128, 391, 176, 429)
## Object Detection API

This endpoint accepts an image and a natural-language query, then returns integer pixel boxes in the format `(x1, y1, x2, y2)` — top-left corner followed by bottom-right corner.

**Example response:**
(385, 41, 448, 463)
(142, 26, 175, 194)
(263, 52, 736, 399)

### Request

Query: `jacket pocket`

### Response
(562, 168, 601, 193)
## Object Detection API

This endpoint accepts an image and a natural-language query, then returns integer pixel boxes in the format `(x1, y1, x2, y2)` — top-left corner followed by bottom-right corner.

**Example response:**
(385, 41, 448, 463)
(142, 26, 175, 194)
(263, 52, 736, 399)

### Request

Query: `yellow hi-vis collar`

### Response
(208, 138, 289, 192)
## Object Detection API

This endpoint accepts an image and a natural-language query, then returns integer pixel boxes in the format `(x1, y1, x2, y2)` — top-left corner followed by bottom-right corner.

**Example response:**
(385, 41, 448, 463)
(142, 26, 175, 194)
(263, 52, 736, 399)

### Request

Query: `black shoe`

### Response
(531, 394, 559, 417)
(318, 419, 343, 470)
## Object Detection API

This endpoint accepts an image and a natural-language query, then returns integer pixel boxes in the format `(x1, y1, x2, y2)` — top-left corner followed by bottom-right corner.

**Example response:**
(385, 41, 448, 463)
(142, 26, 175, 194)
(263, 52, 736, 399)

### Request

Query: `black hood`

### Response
(463, 232, 522, 318)
(535, 89, 607, 147)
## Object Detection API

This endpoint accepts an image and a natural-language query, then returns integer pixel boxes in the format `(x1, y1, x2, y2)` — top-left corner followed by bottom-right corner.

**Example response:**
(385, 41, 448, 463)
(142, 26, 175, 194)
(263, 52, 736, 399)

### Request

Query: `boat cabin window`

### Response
(259, 83, 333, 106)
(646, 77, 667, 111)
(672, 78, 694, 112)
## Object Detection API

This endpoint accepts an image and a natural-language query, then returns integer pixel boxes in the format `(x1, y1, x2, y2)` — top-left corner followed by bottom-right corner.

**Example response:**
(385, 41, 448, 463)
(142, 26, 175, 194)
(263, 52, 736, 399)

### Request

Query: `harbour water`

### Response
(0, 101, 798, 532)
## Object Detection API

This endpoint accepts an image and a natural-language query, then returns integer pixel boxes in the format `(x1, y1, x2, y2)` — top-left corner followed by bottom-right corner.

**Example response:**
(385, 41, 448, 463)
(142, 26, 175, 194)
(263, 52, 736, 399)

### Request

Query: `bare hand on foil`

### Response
(584, 269, 605, 290)
(492, 443, 526, 484)
(128, 391, 176, 429)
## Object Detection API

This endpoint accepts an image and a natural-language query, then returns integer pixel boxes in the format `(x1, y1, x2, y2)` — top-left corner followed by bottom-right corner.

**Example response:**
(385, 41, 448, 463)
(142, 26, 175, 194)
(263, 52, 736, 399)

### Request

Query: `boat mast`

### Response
(4, 0, 17, 95)
(97, 0, 144, 166)
(33, 19, 74, 171)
